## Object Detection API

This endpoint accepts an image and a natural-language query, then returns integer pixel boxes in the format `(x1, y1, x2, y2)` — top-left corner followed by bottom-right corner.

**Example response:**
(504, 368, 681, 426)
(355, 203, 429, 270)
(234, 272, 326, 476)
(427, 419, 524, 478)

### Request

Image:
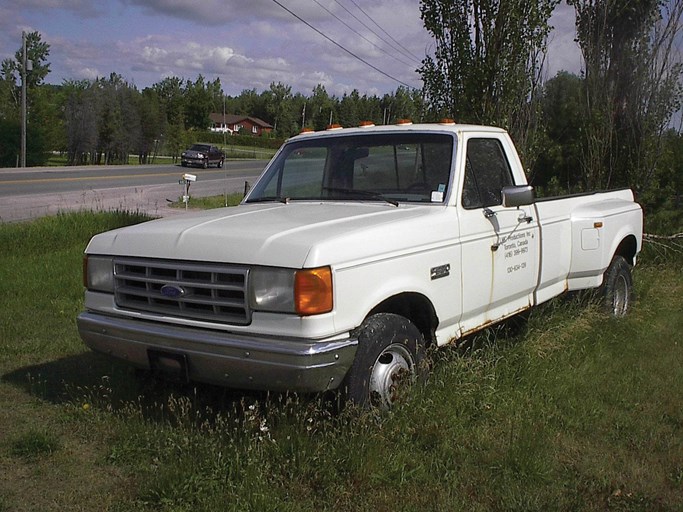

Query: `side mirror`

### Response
(501, 185, 535, 207)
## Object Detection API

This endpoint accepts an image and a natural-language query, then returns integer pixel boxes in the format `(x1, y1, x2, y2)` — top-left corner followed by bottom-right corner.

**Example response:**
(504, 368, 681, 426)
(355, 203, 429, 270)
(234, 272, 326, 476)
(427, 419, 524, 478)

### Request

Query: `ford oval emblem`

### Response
(160, 284, 185, 298)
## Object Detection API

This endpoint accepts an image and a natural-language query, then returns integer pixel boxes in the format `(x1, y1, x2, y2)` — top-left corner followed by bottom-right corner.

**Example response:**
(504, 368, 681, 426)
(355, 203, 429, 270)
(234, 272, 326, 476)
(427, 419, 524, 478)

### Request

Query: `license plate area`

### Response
(148, 349, 189, 383)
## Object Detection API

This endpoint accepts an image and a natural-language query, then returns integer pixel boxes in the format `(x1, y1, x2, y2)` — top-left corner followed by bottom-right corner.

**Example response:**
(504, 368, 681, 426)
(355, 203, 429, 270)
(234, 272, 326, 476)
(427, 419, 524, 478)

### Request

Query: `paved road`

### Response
(0, 160, 268, 222)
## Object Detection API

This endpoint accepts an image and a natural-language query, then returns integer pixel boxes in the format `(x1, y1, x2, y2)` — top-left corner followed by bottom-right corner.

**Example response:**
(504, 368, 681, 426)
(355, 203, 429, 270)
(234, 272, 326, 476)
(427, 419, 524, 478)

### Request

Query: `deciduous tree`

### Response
(183, 75, 220, 131)
(264, 82, 295, 137)
(0, 31, 52, 165)
(418, 0, 558, 162)
(307, 84, 335, 130)
(1, 31, 51, 108)
(532, 71, 584, 194)
(568, 0, 683, 192)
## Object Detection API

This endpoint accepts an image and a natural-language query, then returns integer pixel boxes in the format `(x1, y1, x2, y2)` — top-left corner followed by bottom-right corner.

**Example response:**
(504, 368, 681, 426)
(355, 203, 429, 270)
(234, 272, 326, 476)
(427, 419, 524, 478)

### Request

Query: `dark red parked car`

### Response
(181, 143, 225, 168)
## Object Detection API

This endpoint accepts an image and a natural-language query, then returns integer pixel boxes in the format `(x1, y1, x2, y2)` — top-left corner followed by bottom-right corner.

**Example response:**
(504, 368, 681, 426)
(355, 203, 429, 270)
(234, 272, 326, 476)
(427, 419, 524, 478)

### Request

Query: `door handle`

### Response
(518, 212, 533, 224)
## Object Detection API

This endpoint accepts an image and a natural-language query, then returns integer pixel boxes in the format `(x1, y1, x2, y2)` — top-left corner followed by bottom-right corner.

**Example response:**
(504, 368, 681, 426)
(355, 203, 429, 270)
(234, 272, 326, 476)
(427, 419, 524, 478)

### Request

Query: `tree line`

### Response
(0, 48, 426, 167)
(1, 0, 681, 231)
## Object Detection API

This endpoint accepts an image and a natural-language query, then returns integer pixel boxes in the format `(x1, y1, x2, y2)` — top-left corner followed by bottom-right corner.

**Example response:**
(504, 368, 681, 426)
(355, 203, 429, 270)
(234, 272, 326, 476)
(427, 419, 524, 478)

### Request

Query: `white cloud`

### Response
(76, 66, 101, 80)
(126, 38, 246, 75)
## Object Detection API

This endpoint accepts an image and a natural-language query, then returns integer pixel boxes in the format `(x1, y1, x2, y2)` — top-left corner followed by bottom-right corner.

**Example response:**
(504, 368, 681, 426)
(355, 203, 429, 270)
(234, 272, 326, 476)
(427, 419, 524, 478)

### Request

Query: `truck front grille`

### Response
(113, 258, 250, 325)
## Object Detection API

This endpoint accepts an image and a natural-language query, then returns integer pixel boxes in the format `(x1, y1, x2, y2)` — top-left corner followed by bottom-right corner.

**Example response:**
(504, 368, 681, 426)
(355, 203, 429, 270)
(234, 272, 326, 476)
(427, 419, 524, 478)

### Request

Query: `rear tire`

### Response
(343, 313, 426, 409)
(601, 255, 633, 317)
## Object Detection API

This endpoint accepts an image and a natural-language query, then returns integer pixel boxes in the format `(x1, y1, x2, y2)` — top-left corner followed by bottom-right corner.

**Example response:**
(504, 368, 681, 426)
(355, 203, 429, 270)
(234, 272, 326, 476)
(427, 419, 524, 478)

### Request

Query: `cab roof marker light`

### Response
(359, 121, 375, 127)
(326, 124, 343, 130)
(300, 127, 315, 134)
(396, 119, 412, 125)
(439, 118, 456, 125)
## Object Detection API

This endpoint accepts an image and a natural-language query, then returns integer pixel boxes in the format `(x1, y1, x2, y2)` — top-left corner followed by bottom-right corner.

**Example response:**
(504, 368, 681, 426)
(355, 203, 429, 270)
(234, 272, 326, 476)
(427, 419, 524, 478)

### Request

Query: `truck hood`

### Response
(86, 202, 451, 268)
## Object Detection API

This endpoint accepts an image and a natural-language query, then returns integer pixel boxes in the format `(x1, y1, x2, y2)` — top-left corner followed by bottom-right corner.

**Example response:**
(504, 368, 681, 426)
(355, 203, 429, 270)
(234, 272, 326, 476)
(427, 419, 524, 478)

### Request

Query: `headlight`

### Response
(83, 255, 114, 293)
(249, 266, 333, 315)
(197, 153, 205, 159)
(249, 268, 295, 312)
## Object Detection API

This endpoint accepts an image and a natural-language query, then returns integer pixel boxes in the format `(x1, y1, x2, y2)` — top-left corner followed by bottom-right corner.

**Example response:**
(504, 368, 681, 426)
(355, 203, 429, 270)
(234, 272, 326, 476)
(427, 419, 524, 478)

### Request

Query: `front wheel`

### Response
(601, 255, 633, 317)
(343, 313, 426, 409)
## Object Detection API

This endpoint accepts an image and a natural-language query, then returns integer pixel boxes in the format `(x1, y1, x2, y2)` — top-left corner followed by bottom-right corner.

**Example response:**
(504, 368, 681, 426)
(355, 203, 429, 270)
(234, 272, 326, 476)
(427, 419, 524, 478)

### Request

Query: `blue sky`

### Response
(4, 0, 582, 97)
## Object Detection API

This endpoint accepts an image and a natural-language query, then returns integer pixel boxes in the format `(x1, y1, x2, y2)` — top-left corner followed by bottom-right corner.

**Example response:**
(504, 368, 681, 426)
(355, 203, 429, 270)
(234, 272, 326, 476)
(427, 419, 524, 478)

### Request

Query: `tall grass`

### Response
(0, 211, 149, 368)
(0, 211, 681, 511)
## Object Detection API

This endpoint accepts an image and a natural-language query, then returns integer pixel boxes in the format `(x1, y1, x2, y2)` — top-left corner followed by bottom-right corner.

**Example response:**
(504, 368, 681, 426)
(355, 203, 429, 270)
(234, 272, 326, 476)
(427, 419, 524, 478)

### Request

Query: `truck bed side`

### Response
(533, 189, 642, 303)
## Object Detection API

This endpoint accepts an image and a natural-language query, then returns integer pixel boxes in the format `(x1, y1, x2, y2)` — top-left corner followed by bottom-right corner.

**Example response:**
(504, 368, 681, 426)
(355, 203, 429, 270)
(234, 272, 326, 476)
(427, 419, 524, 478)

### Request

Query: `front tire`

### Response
(343, 313, 426, 409)
(601, 255, 633, 317)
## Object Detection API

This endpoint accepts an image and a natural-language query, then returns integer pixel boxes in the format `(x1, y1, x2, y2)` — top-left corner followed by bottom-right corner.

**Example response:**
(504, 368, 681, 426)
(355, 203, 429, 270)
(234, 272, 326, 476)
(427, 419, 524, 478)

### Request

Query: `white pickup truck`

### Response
(78, 122, 643, 407)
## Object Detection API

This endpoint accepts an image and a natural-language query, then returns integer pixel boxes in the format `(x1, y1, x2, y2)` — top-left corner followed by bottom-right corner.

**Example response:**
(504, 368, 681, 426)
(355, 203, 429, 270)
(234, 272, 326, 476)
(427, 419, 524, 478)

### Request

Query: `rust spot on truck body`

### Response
(453, 303, 533, 342)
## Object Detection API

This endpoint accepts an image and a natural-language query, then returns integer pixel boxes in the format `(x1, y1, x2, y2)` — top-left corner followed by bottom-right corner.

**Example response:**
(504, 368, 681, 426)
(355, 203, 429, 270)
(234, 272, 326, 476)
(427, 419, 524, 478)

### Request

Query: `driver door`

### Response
(457, 135, 540, 336)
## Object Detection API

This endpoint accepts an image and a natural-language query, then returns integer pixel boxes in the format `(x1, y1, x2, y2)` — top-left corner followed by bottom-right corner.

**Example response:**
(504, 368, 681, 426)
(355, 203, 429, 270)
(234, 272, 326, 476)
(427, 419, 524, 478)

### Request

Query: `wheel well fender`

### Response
(614, 234, 638, 266)
(366, 293, 439, 345)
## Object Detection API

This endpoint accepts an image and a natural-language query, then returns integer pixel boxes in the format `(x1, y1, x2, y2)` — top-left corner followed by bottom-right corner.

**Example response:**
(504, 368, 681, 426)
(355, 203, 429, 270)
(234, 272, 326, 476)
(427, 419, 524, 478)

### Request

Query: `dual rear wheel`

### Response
(601, 255, 634, 317)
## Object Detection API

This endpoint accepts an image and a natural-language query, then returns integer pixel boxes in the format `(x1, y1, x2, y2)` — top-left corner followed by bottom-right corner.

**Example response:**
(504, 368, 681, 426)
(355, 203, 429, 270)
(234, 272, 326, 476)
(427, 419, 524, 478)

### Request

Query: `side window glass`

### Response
(462, 159, 482, 209)
(461, 138, 513, 209)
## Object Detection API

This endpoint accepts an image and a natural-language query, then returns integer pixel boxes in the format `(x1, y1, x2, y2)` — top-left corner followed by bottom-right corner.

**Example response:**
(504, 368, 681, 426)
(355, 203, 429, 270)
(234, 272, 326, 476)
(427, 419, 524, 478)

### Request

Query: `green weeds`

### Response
(10, 430, 60, 459)
(169, 192, 244, 210)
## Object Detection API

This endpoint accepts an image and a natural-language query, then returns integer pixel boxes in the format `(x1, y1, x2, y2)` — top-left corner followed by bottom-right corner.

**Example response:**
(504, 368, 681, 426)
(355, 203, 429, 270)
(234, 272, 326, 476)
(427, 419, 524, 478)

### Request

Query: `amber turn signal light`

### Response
(295, 267, 333, 315)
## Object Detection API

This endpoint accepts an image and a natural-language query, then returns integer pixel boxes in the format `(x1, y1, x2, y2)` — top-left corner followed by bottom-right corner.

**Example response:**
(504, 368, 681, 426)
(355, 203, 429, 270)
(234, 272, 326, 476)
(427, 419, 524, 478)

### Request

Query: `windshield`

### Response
(246, 132, 454, 205)
(190, 144, 211, 151)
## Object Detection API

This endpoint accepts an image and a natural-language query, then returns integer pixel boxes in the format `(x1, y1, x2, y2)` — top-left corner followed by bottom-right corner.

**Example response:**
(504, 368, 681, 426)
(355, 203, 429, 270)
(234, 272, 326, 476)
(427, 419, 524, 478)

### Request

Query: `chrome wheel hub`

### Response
(369, 343, 415, 408)
(612, 274, 629, 317)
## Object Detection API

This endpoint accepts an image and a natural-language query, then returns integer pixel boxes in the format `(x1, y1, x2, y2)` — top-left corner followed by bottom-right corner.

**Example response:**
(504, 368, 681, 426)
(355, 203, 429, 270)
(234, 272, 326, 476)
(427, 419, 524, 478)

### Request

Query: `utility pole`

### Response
(222, 96, 226, 147)
(223, 95, 228, 207)
(20, 31, 27, 168)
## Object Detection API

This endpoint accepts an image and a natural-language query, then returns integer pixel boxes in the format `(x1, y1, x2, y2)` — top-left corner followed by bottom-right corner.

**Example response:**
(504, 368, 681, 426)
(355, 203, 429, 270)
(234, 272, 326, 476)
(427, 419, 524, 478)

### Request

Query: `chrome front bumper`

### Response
(77, 312, 358, 392)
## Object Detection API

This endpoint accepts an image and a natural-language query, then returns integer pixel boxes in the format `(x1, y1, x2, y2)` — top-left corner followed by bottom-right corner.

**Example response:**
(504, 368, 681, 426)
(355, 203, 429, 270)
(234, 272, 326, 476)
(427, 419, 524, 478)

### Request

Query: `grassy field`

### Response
(0, 211, 681, 511)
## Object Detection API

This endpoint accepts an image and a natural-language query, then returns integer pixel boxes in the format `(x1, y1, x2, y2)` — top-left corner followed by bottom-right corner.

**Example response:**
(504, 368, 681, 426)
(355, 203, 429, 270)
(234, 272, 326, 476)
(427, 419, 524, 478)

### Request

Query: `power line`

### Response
(345, 0, 424, 63)
(269, 0, 418, 90)
(310, 0, 414, 68)
(332, 0, 422, 65)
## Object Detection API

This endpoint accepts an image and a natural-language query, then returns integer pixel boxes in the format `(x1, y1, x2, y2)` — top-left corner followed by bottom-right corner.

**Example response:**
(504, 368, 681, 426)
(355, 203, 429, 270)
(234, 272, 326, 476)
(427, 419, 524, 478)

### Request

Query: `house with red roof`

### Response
(209, 113, 273, 136)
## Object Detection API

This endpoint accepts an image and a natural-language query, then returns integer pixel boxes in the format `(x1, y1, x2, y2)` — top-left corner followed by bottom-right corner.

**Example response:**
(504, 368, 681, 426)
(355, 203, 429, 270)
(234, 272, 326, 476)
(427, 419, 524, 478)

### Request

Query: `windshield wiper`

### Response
(245, 196, 290, 204)
(322, 187, 399, 207)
